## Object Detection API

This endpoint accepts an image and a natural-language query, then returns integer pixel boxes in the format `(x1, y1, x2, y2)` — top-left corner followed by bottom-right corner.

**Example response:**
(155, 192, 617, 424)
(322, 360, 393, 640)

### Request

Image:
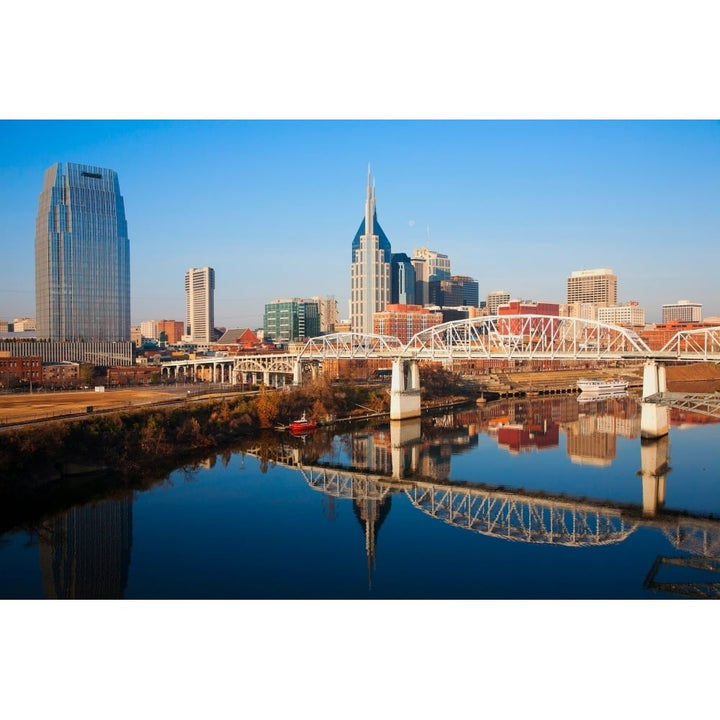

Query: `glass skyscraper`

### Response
(35, 162, 130, 341)
(390, 253, 416, 305)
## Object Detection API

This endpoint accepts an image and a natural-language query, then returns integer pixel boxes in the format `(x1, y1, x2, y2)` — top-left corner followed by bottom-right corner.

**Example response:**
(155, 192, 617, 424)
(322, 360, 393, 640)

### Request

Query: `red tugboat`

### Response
(289, 412, 317, 435)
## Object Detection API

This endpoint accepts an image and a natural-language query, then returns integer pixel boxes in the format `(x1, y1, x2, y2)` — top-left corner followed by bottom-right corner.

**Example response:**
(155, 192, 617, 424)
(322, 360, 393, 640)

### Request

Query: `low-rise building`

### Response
(43, 361, 80, 387)
(597, 302, 645, 327)
(373, 304, 444, 343)
(0, 353, 42, 388)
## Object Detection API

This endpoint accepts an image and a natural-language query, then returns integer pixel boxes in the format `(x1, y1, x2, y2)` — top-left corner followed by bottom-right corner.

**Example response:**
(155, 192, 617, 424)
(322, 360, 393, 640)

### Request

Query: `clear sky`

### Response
(1, 119, 719, 327)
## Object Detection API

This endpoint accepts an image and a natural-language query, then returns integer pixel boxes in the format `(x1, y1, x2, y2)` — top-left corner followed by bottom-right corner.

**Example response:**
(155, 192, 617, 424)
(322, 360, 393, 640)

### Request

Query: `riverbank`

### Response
(479, 363, 720, 397)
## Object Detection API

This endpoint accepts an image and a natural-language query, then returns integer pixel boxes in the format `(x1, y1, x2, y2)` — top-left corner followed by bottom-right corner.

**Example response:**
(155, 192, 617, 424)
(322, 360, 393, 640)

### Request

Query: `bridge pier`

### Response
(640, 435, 669, 517)
(293, 360, 302, 386)
(390, 358, 421, 420)
(390, 418, 422, 479)
(641, 361, 670, 439)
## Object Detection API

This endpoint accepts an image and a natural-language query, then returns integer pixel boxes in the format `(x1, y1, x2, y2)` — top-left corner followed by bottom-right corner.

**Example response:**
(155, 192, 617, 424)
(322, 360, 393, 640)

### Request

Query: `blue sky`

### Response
(2, 119, 718, 327)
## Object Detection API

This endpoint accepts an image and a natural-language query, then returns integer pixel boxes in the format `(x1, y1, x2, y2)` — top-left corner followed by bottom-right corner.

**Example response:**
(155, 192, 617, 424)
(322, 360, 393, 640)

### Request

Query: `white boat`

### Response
(577, 389, 629, 403)
(577, 378, 629, 394)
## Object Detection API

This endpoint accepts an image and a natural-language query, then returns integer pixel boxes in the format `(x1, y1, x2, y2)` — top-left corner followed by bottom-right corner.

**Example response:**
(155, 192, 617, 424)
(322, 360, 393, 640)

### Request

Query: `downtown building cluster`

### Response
(1, 162, 719, 389)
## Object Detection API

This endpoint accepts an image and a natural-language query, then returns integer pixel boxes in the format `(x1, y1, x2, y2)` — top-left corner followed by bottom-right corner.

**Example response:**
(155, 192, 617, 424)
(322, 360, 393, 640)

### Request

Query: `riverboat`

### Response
(577, 378, 629, 394)
(288, 412, 317, 435)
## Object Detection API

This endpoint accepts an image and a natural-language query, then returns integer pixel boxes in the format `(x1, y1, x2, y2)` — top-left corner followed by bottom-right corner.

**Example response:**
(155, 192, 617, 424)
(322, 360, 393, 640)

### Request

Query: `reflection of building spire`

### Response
(353, 495, 392, 591)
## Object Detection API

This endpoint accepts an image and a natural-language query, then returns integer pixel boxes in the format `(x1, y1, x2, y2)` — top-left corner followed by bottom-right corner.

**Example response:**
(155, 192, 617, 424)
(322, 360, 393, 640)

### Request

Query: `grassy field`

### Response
(0, 386, 193, 426)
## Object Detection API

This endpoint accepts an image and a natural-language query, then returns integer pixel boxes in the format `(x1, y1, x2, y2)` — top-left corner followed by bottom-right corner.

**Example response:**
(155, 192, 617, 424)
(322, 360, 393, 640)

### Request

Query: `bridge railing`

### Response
(658, 326, 720, 359)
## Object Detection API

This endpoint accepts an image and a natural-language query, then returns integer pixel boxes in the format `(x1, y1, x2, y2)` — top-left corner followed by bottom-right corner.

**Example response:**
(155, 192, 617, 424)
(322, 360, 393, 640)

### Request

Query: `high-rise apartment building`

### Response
(486, 291, 511, 315)
(310, 296, 339, 335)
(350, 170, 391, 333)
(185, 267, 215, 344)
(567, 268, 617, 307)
(662, 300, 702, 323)
(264, 298, 320, 345)
(35, 162, 130, 340)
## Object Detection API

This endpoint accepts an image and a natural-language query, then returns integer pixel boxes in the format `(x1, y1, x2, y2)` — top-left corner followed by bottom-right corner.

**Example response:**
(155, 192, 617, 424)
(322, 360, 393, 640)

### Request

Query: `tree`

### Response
(255, 385, 279, 428)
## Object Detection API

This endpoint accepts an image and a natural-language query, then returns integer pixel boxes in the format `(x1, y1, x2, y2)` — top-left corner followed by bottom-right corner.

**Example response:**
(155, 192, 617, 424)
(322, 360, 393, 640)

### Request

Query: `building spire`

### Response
(365, 164, 374, 237)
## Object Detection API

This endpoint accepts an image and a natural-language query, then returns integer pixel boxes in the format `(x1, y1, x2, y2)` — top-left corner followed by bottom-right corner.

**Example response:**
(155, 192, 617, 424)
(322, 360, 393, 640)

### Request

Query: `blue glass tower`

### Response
(35, 163, 130, 341)
(390, 253, 416, 305)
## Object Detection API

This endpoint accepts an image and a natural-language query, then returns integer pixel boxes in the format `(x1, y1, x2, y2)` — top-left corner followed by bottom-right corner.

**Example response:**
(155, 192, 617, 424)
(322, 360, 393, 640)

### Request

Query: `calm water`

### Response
(2, 394, 719, 599)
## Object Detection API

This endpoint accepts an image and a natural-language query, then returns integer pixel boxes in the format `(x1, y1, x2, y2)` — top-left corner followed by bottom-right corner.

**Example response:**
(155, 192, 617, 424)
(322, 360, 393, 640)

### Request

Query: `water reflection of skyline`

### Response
(6, 395, 720, 600)
(38, 496, 132, 599)
(277, 396, 720, 596)
(347, 395, 643, 472)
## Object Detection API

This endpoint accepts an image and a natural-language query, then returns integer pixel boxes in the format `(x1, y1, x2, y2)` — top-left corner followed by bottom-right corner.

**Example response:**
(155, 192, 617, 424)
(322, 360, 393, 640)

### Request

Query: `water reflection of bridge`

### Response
(244, 446, 720, 553)
(243, 416, 720, 597)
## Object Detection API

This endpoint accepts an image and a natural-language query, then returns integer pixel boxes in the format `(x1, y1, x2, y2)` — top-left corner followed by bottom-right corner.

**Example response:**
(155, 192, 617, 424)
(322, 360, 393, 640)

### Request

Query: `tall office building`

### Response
(264, 298, 320, 345)
(430, 275, 479, 308)
(567, 268, 618, 306)
(185, 266, 215, 343)
(350, 169, 391, 333)
(35, 162, 130, 340)
(662, 300, 702, 323)
(390, 253, 416, 305)
(412, 247, 451, 306)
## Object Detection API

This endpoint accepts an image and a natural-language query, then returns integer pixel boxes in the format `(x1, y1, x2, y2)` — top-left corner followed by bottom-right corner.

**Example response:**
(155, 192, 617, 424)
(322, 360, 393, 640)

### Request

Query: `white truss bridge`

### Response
(162, 317, 720, 379)
(161, 316, 720, 417)
(299, 316, 720, 362)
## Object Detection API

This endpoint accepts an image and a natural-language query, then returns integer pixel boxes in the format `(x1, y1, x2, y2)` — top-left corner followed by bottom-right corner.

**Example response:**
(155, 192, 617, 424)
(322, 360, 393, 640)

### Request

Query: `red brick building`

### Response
(0, 354, 42, 388)
(373, 304, 443, 343)
(497, 300, 560, 338)
(639, 321, 719, 352)
(213, 328, 262, 352)
(158, 320, 185, 344)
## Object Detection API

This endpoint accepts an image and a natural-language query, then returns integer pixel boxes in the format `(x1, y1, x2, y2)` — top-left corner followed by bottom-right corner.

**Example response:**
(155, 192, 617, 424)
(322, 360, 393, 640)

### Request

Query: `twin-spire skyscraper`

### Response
(350, 167, 392, 333)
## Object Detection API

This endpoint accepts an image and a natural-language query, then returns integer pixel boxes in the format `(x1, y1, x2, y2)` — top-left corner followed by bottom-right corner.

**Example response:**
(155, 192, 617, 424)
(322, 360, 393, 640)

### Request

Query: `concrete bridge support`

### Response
(390, 418, 422, 479)
(640, 435, 669, 517)
(641, 361, 670, 439)
(293, 360, 302, 386)
(390, 358, 421, 421)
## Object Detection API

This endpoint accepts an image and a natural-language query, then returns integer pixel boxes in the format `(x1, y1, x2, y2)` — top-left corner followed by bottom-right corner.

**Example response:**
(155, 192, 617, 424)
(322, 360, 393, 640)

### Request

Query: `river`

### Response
(1, 393, 719, 599)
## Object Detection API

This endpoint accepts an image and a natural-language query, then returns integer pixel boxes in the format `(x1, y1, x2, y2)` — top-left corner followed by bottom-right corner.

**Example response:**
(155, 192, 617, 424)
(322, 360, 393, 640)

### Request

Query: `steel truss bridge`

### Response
(300, 316, 720, 362)
(161, 317, 720, 384)
(242, 447, 720, 556)
(643, 392, 720, 420)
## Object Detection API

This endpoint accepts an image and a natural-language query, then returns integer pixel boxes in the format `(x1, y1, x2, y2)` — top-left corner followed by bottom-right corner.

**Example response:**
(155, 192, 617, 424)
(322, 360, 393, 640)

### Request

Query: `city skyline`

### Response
(2, 120, 719, 329)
